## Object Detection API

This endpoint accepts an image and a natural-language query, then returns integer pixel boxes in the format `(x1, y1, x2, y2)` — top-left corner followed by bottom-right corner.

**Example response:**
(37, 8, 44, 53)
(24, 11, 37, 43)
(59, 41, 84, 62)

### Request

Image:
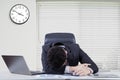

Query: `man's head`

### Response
(47, 46, 67, 69)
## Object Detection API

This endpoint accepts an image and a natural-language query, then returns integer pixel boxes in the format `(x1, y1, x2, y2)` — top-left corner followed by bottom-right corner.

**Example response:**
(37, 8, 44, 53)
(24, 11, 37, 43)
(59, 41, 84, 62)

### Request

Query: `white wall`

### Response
(0, 0, 37, 71)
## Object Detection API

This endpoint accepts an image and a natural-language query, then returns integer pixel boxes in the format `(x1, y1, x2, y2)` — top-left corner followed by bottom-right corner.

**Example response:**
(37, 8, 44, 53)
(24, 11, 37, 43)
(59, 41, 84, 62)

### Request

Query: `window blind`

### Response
(37, 1, 120, 71)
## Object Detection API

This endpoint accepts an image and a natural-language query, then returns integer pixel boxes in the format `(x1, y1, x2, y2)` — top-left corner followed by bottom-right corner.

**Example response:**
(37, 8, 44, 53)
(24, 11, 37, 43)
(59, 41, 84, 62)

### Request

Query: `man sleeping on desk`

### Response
(42, 42, 98, 76)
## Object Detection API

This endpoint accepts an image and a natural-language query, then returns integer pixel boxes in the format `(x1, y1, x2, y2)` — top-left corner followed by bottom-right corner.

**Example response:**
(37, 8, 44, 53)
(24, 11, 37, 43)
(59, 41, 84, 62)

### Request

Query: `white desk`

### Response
(0, 70, 120, 79)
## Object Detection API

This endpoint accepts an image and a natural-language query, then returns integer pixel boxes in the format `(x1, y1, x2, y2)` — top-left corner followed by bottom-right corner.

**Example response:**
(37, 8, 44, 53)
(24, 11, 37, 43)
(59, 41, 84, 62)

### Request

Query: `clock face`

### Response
(9, 4, 30, 24)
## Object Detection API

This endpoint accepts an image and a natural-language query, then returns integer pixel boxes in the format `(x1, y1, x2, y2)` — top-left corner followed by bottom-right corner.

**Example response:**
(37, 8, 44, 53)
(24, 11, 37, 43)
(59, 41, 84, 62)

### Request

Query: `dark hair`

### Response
(47, 46, 66, 69)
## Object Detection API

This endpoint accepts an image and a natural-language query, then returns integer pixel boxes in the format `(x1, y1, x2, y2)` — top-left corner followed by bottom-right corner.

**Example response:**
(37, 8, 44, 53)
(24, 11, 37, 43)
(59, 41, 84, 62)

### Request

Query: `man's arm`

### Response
(65, 64, 92, 76)
(64, 44, 98, 76)
(69, 64, 93, 76)
(78, 45, 99, 74)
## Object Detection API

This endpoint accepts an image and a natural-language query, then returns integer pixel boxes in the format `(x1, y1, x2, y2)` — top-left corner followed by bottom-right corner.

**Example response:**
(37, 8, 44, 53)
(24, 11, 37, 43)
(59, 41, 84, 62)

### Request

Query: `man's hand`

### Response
(69, 63, 91, 76)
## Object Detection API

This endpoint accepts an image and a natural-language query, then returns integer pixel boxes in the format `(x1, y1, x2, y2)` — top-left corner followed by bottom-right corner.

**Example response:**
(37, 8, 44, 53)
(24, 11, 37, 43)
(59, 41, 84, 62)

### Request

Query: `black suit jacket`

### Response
(41, 43, 98, 74)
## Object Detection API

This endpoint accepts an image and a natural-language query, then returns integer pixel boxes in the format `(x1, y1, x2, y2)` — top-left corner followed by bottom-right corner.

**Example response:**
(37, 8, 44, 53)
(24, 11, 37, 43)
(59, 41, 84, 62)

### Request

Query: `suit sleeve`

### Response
(41, 45, 65, 74)
(77, 45, 99, 74)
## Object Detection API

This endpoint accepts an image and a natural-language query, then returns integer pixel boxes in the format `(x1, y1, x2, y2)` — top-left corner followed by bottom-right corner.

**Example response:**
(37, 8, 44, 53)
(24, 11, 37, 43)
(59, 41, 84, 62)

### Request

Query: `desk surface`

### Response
(0, 70, 120, 79)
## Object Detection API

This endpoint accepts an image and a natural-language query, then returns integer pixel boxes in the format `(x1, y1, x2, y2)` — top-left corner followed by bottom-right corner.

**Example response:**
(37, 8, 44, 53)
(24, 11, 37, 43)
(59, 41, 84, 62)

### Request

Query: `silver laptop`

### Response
(2, 55, 43, 75)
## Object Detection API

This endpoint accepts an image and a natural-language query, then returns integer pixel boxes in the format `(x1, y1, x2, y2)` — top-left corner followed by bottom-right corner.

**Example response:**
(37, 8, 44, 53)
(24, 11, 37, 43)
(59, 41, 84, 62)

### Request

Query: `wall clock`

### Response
(9, 4, 30, 25)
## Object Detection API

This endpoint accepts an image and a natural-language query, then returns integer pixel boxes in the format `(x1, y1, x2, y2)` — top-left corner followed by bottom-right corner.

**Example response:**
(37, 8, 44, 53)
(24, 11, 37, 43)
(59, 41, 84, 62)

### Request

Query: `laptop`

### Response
(2, 55, 44, 75)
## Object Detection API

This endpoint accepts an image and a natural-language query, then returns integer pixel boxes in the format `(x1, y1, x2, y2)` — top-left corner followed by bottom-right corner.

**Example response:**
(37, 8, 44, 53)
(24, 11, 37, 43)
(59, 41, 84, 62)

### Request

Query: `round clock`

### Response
(9, 4, 30, 25)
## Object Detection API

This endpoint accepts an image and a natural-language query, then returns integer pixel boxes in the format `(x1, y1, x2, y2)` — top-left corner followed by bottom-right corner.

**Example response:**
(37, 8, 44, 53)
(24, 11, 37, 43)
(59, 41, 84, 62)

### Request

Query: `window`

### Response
(37, 1, 120, 71)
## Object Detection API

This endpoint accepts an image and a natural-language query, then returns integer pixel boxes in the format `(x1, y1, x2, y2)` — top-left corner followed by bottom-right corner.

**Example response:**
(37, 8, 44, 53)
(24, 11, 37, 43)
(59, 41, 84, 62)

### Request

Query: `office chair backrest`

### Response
(44, 33, 76, 45)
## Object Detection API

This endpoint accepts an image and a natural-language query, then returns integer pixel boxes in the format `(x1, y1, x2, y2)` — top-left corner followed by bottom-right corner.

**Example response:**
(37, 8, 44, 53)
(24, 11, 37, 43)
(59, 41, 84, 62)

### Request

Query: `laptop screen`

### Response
(2, 55, 31, 75)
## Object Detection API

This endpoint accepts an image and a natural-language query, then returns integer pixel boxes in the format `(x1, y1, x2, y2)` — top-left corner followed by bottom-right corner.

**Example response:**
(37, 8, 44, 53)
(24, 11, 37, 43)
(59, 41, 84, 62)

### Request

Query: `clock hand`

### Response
(18, 13, 24, 16)
(13, 10, 24, 16)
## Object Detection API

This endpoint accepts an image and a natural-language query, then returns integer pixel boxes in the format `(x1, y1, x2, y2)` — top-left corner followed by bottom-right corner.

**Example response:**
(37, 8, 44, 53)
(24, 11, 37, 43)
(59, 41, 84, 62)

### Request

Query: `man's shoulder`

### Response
(42, 43, 52, 51)
(65, 43, 79, 47)
(64, 43, 80, 52)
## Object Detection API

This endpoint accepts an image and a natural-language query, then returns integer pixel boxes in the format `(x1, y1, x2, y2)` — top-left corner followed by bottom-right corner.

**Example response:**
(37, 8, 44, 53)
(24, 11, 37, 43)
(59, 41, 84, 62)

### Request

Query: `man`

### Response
(42, 42, 98, 76)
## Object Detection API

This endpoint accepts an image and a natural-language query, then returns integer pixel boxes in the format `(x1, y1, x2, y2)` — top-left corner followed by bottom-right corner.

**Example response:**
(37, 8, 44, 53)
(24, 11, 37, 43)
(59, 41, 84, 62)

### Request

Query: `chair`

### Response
(44, 33, 76, 45)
